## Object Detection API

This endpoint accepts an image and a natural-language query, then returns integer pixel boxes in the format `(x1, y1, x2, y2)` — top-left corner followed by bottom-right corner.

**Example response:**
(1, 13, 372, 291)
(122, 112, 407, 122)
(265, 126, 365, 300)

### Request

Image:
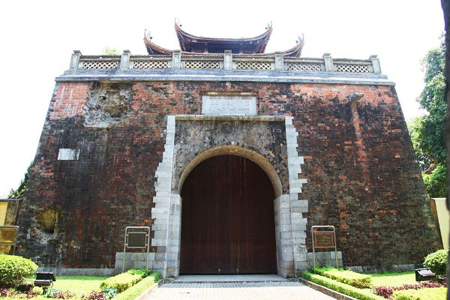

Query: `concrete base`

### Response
(174, 275, 289, 283)
(37, 267, 116, 276)
(307, 251, 343, 268)
(346, 264, 415, 273)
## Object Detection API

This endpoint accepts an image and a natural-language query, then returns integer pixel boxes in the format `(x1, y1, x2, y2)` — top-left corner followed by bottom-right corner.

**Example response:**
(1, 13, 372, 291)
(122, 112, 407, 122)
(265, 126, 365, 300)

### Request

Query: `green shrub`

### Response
(0, 255, 38, 287)
(33, 287, 44, 295)
(314, 266, 372, 288)
(391, 287, 447, 300)
(114, 273, 160, 300)
(423, 249, 448, 276)
(126, 269, 151, 278)
(99, 273, 142, 293)
(302, 271, 384, 300)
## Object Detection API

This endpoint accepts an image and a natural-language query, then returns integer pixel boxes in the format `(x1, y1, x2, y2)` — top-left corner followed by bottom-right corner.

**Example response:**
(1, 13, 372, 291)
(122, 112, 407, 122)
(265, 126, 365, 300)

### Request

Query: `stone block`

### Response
(152, 261, 165, 269)
(292, 223, 306, 231)
(151, 225, 166, 232)
(166, 267, 179, 278)
(134, 261, 148, 269)
(151, 239, 166, 246)
(115, 252, 124, 261)
(166, 246, 179, 254)
(281, 251, 294, 261)
(330, 251, 343, 260)
(168, 239, 180, 247)
(153, 231, 167, 239)
(167, 260, 178, 268)
(155, 253, 166, 261)
(167, 253, 178, 261)
(296, 261, 309, 271)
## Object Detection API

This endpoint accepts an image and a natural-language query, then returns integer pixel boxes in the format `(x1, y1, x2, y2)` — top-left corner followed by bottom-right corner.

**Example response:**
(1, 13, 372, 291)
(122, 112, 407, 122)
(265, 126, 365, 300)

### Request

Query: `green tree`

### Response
(103, 47, 120, 56)
(409, 40, 447, 197)
(8, 165, 31, 199)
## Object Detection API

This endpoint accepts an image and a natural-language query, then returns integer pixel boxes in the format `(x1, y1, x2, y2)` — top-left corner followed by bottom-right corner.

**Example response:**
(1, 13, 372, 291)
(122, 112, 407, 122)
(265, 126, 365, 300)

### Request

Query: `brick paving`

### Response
(146, 282, 335, 300)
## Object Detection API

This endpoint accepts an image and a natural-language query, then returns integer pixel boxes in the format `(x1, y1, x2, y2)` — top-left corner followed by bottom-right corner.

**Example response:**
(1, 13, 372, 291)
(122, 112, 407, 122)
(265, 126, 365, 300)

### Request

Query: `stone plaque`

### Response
(58, 148, 80, 161)
(127, 232, 147, 248)
(202, 96, 257, 116)
(314, 231, 335, 248)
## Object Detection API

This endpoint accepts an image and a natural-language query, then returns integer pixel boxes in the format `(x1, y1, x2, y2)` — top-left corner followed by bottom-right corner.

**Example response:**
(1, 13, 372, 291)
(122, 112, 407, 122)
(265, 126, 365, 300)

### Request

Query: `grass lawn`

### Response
(370, 271, 416, 287)
(50, 276, 108, 297)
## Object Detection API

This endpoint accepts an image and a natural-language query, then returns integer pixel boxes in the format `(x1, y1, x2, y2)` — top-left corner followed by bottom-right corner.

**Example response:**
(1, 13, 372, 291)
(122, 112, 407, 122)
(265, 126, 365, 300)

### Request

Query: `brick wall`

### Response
(17, 81, 439, 268)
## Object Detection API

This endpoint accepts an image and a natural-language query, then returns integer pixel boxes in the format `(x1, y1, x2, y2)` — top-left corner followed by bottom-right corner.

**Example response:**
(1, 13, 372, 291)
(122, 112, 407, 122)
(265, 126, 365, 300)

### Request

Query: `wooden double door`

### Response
(180, 155, 277, 274)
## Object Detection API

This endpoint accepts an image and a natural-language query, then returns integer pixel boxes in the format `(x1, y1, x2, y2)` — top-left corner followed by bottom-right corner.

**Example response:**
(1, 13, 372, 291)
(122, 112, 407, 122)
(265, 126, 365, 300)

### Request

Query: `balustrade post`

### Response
(369, 55, 381, 74)
(172, 50, 182, 69)
(70, 50, 82, 71)
(275, 53, 284, 71)
(323, 53, 333, 72)
(224, 50, 233, 70)
(120, 50, 131, 70)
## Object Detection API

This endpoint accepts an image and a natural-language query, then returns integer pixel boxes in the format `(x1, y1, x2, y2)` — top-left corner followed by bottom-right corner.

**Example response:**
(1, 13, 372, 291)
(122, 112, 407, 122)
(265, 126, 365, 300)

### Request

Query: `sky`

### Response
(0, 0, 445, 197)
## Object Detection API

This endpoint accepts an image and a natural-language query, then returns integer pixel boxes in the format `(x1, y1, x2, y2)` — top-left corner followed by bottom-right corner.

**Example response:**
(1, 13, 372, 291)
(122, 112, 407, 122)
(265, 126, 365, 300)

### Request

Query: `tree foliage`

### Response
(7, 165, 30, 199)
(409, 40, 447, 197)
(103, 47, 120, 56)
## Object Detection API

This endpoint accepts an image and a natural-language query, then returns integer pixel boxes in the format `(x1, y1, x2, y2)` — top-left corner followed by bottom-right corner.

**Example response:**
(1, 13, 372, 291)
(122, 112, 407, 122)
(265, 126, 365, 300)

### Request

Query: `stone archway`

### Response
(150, 115, 308, 279)
(180, 155, 277, 274)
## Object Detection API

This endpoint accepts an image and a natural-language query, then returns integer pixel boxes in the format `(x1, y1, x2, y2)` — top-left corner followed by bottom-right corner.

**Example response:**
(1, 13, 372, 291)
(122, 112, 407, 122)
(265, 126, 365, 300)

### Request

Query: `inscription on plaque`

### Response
(127, 232, 147, 248)
(314, 231, 335, 248)
(202, 96, 257, 116)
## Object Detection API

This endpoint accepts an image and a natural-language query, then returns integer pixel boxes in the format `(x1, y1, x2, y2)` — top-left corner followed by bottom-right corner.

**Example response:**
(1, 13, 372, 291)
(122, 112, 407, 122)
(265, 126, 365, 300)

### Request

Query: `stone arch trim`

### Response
(150, 115, 309, 278)
(178, 145, 283, 198)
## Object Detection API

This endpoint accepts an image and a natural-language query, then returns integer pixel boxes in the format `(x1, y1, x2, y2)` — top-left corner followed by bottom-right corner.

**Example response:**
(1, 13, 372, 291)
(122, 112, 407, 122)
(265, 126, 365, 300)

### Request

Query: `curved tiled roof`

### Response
(174, 23, 272, 54)
(143, 24, 304, 57)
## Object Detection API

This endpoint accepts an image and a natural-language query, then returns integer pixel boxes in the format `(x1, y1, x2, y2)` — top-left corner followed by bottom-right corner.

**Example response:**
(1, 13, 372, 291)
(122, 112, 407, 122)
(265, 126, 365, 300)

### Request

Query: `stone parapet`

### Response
(67, 50, 386, 77)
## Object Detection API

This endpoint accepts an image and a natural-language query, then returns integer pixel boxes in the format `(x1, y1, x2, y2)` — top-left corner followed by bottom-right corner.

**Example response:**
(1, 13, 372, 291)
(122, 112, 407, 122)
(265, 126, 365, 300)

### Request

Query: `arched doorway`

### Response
(180, 155, 277, 274)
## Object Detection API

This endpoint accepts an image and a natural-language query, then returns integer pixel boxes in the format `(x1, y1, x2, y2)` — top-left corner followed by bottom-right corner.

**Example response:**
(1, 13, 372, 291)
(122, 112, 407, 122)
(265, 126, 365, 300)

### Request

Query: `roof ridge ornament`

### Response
(296, 34, 304, 44)
(144, 29, 152, 40)
(265, 21, 273, 30)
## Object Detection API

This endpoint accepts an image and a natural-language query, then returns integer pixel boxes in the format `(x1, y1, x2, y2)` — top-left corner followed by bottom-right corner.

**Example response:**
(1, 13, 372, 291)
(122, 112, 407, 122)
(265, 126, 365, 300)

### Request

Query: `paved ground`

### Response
(147, 281, 335, 300)
(174, 275, 288, 282)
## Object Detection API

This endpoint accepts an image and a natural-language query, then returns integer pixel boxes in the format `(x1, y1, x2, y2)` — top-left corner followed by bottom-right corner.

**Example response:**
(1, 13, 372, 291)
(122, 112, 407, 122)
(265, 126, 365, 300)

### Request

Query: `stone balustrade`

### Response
(68, 50, 382, 74)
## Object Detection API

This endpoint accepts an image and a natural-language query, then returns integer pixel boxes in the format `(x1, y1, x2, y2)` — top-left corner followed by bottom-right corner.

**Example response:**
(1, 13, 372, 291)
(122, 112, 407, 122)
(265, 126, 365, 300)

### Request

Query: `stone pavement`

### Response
(174, 275, 288, 283)
(146, 280, 336, 300)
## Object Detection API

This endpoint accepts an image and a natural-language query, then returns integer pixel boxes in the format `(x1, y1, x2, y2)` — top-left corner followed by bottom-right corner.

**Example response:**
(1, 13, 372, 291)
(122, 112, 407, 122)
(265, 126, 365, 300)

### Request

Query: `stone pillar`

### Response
(70, 50, 82, 71)
(323, 53, 333, 72)
(166, 194, 182, 277)
(369, 55, 382, 74)
(224, 50, 233, 70)
(274, 195, 295, 277)
(151, 115, 176, 278)
(285, 116, 309, 275)
(120, 50, 131, 70)
(275, 53, 284, 71)
(172, 51, 182, 69)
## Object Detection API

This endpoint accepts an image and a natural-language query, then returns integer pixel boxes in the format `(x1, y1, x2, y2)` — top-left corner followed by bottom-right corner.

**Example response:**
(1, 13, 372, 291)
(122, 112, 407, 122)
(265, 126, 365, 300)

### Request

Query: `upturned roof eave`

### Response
(143, 31, 303, 57)
(175, 23, 273, 53)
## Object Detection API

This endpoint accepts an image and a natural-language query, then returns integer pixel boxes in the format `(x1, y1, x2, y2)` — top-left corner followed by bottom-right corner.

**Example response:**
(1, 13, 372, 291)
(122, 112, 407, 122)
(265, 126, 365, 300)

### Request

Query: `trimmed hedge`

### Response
(114, 273, 160, 300)
(126, 269, 151, 278)
(391, 287, 447, 300)
(99, 273, 142, 293)
(314, 267, 372, 288)
(0, 255, 38, 287)
(302, 271, 384, 300)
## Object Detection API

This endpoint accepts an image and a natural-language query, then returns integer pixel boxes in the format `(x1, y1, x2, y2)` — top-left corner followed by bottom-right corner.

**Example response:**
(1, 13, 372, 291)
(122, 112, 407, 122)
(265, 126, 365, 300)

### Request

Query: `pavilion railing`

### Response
(69, 50, 382, 74)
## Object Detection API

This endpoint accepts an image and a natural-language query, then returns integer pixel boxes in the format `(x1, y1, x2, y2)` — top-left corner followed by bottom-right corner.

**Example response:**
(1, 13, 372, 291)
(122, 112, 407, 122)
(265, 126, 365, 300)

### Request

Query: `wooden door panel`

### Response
(180, 155, 276, 274)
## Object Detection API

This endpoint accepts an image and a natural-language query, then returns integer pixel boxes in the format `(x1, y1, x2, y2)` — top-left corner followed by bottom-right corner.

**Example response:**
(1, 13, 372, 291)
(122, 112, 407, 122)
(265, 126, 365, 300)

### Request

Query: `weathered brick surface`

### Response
(17, 81, 439, 268)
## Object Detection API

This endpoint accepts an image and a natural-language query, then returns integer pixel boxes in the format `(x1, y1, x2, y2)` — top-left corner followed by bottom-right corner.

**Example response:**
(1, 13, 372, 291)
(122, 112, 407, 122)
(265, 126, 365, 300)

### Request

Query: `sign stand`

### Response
(122, 226, 151, 272)
(311, 225, 338, 270)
